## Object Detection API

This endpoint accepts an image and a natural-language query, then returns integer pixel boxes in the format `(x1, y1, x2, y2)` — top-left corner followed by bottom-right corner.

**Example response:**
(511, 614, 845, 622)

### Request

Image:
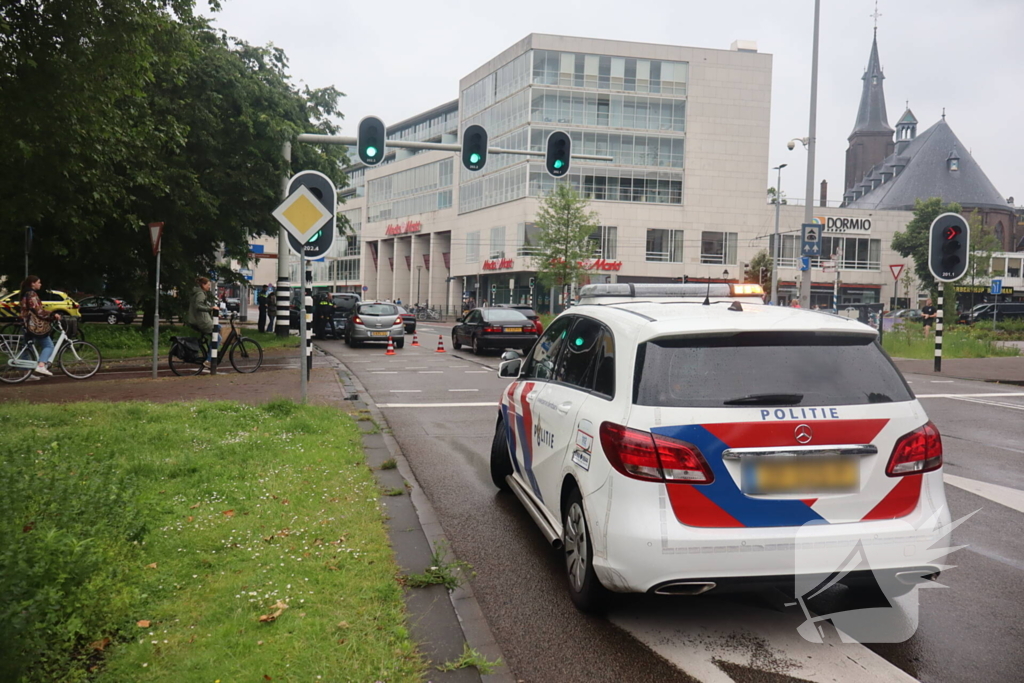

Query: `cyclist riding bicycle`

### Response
(187, 276, 217, 370)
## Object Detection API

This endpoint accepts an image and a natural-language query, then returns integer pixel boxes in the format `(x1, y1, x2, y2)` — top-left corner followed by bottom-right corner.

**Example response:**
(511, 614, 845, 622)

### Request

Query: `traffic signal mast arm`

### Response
(295, 134, 613, 161)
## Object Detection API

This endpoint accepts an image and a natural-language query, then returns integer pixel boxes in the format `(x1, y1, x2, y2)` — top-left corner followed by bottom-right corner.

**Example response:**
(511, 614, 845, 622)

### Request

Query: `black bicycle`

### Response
(168, 314, 263, 376)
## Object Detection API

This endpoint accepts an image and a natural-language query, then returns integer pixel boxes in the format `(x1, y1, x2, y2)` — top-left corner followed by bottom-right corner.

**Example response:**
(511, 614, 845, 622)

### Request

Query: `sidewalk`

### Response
(893, 355, 1024, 384)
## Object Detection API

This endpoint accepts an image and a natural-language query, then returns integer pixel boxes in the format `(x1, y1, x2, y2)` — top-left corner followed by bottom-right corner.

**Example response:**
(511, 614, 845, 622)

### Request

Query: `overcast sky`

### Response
(205, 0, 1023, 206)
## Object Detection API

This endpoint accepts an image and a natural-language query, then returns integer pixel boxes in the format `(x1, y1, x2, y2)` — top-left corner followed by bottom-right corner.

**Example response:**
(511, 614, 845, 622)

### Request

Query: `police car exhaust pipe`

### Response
(653, 581, 717, 596)
(506, 475, 563, 549)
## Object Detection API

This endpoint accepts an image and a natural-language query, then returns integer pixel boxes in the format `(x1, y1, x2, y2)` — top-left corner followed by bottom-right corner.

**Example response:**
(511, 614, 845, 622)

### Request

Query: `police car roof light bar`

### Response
(579, 283, 763, 299)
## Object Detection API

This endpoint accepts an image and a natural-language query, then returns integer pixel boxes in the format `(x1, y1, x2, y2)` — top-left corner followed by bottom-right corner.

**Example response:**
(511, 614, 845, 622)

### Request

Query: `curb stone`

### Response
(321, 347, 514, 683)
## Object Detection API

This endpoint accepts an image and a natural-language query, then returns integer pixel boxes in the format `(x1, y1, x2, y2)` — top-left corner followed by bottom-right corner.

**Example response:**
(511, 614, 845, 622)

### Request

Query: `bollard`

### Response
(210, 312, 220, 375)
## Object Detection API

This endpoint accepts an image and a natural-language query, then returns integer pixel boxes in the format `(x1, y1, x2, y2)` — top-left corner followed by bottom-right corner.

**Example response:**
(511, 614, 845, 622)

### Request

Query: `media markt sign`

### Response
(272, 186, 333, 247)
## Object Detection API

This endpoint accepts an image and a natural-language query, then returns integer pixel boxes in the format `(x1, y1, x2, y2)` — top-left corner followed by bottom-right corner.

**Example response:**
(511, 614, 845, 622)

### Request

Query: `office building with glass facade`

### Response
(317, 33, 915, 311)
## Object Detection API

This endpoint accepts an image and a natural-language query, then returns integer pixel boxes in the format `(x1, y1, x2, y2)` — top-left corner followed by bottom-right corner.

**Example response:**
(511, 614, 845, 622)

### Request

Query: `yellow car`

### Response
(0, 289, 82, 322)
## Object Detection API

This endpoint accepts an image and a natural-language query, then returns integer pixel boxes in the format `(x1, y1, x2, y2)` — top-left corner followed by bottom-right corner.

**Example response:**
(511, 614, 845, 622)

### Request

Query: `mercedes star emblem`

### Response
(794, 424, 813, 444)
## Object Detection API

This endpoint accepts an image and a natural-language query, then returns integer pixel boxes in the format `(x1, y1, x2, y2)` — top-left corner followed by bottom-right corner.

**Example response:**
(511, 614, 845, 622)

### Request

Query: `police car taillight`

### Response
(886, 421, 943, 476)
(599, 422, 714, 485)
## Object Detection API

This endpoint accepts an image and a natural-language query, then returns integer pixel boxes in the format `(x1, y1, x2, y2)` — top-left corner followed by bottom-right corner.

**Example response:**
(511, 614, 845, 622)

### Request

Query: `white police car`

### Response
(491, 283, 949, 612)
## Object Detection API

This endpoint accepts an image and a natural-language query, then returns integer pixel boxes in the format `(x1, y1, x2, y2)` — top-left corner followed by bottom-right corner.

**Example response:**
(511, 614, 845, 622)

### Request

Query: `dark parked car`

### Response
(225, 297, 240, 312)
(78, 295, 136, 324)
(396, 306, 417, 334)
(959, 302, 1024, 324)
(290, 292, 361, 333)
(495, 304, 543, 334)
(452, 308, 540, 355)
(891, 308, 923, 322)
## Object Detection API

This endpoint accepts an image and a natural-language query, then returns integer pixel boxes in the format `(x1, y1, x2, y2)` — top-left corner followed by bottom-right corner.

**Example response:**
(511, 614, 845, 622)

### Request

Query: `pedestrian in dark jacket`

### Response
(267, 290, 277, 333)
(257, 285, 269, 333)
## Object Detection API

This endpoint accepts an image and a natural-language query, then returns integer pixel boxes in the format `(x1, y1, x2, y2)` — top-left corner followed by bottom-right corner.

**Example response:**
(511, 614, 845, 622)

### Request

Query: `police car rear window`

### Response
(633, 332, 912, 408)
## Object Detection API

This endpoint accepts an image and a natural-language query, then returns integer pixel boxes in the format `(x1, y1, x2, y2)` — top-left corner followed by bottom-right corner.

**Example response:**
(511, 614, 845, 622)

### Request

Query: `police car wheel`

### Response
(563, 487, 608, 613)
(490, 418, 513, 491)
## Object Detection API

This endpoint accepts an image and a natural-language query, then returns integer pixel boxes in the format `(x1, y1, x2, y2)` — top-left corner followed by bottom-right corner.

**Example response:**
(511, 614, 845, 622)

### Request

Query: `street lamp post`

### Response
(800, 0, 822, 308)
(771, 164, 787, 304)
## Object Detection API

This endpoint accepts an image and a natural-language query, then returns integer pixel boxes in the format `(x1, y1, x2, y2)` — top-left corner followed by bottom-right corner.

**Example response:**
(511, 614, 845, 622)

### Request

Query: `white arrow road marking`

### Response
(376, 402, 495, 408)
(610, 600, 918, 683)
(944, 474, 1024, 514)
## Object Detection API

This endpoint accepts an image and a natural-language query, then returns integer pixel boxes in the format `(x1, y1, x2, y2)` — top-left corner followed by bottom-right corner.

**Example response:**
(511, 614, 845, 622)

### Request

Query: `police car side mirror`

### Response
(501, 350, 522, 362)
(498, 357, 522, 379)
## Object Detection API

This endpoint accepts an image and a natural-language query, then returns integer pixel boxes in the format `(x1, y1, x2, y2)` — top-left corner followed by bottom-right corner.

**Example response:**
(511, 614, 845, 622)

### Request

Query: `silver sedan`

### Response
(345, 302, 406, 348)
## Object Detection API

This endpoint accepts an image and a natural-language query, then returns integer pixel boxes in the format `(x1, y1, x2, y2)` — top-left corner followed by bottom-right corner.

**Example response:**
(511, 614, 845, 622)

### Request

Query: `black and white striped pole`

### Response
(210, 309, 220, 375)
(927, 213, 970, 374)
(305, 265, 313, 373)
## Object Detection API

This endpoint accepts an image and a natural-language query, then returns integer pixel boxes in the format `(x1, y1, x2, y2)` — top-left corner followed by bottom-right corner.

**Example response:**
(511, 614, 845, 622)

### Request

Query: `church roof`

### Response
(850, 33, 893, 137)
(896, 108, 918, 125)
(846, 118, 1007, 211)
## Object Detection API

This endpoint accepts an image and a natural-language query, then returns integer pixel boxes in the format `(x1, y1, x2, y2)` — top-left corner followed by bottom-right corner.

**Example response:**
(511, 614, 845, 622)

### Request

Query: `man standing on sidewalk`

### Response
(921, 298, 937, 336)
(266, 289, 276, 333)
(257, 285, 269, 333)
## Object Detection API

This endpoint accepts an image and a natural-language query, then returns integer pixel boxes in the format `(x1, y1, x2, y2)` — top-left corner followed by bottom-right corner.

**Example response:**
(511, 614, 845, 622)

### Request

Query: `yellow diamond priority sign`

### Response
(273, 186, 333, 245)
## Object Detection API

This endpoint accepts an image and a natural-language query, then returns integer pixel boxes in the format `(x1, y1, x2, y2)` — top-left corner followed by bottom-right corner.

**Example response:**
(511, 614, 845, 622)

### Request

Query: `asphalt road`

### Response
(319, 328, 1024, 683)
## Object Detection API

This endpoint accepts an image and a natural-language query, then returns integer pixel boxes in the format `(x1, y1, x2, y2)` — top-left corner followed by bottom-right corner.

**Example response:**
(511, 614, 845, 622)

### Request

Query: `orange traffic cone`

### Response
(411, 331, 420, 347)
(385, 336, 396, 355)
(435, 334, 446, 353)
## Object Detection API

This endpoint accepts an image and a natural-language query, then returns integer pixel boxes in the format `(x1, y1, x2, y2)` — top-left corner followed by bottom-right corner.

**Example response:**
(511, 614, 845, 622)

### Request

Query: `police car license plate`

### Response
(504, 327, 522, 333)
(742, 456, 858, 495)
(369, 331, 388, 337)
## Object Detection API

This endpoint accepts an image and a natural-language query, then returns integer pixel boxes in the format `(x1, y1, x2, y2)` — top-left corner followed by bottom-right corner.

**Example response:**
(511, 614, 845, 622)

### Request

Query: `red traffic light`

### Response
(944, 225, 963, 240)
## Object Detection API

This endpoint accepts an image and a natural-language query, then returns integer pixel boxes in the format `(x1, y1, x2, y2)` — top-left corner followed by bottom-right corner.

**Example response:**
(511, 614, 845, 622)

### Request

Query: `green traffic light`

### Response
(554, 159, 565, 169)
(365, 146, 378, 158)
(470, 153, 481, 164)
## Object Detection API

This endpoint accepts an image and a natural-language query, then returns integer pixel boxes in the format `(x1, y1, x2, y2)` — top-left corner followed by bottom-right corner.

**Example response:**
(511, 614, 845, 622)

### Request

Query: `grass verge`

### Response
(82, 323, 299, 360)
(0, 400, 422, 682)
(883, 322, 1020, 359)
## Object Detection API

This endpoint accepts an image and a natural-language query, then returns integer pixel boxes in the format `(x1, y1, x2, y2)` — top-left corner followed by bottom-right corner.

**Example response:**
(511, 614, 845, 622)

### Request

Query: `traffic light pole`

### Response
(294, 134, 613, 161)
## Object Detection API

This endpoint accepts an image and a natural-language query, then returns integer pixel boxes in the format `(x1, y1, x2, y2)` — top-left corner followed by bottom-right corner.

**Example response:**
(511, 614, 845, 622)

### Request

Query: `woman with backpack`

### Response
(19, 275, 59, 378)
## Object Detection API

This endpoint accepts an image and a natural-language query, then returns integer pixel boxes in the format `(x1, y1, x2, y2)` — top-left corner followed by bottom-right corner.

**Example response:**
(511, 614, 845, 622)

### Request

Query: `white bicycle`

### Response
(0, 319, 102, 383)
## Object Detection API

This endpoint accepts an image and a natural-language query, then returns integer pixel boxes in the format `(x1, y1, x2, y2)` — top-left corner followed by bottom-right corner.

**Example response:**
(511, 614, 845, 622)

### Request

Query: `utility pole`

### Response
(800, 0, 821, 308)
(771, 164, 786, 304)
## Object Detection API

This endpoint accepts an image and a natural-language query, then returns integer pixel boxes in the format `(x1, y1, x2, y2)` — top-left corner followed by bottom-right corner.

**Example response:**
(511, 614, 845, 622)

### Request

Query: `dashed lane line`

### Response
(418, 371, 443, 374)
(449, 389, 479, 392)
(390, 390, 422, 393)
(945, 474, 1024, 514)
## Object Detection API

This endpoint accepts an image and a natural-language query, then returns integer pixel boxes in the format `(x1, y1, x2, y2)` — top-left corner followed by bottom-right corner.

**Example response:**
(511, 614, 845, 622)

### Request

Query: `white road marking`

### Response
(930, 380, 955, 383)
(465, 370, 490, 374)
(916, 392, 1024, 398)
(418, 371, 443, 374)
(945, 474, 1024, 514)
(404, 366, 428, 369)
(610, 600, 918, 683)
(943, 396, 1024, 412)
(372, 371, 398, 374)
(449, 389, 479, 392)
(390, 389, 422, 393)
(376, 402, 495, 408)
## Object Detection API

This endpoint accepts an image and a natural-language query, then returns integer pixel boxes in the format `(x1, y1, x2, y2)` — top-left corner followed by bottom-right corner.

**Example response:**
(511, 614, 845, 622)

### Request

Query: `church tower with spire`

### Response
(845, 30, 895, 190)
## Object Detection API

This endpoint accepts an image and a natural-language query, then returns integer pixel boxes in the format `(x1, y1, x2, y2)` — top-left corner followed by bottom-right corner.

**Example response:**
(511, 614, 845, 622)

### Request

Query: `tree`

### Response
(0, 2, 348, 325)
(766, 187, 787, 205)
(965, 210, 1001, 285)
(533, 183, 599, 293)
(744, 249, 774, 290)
